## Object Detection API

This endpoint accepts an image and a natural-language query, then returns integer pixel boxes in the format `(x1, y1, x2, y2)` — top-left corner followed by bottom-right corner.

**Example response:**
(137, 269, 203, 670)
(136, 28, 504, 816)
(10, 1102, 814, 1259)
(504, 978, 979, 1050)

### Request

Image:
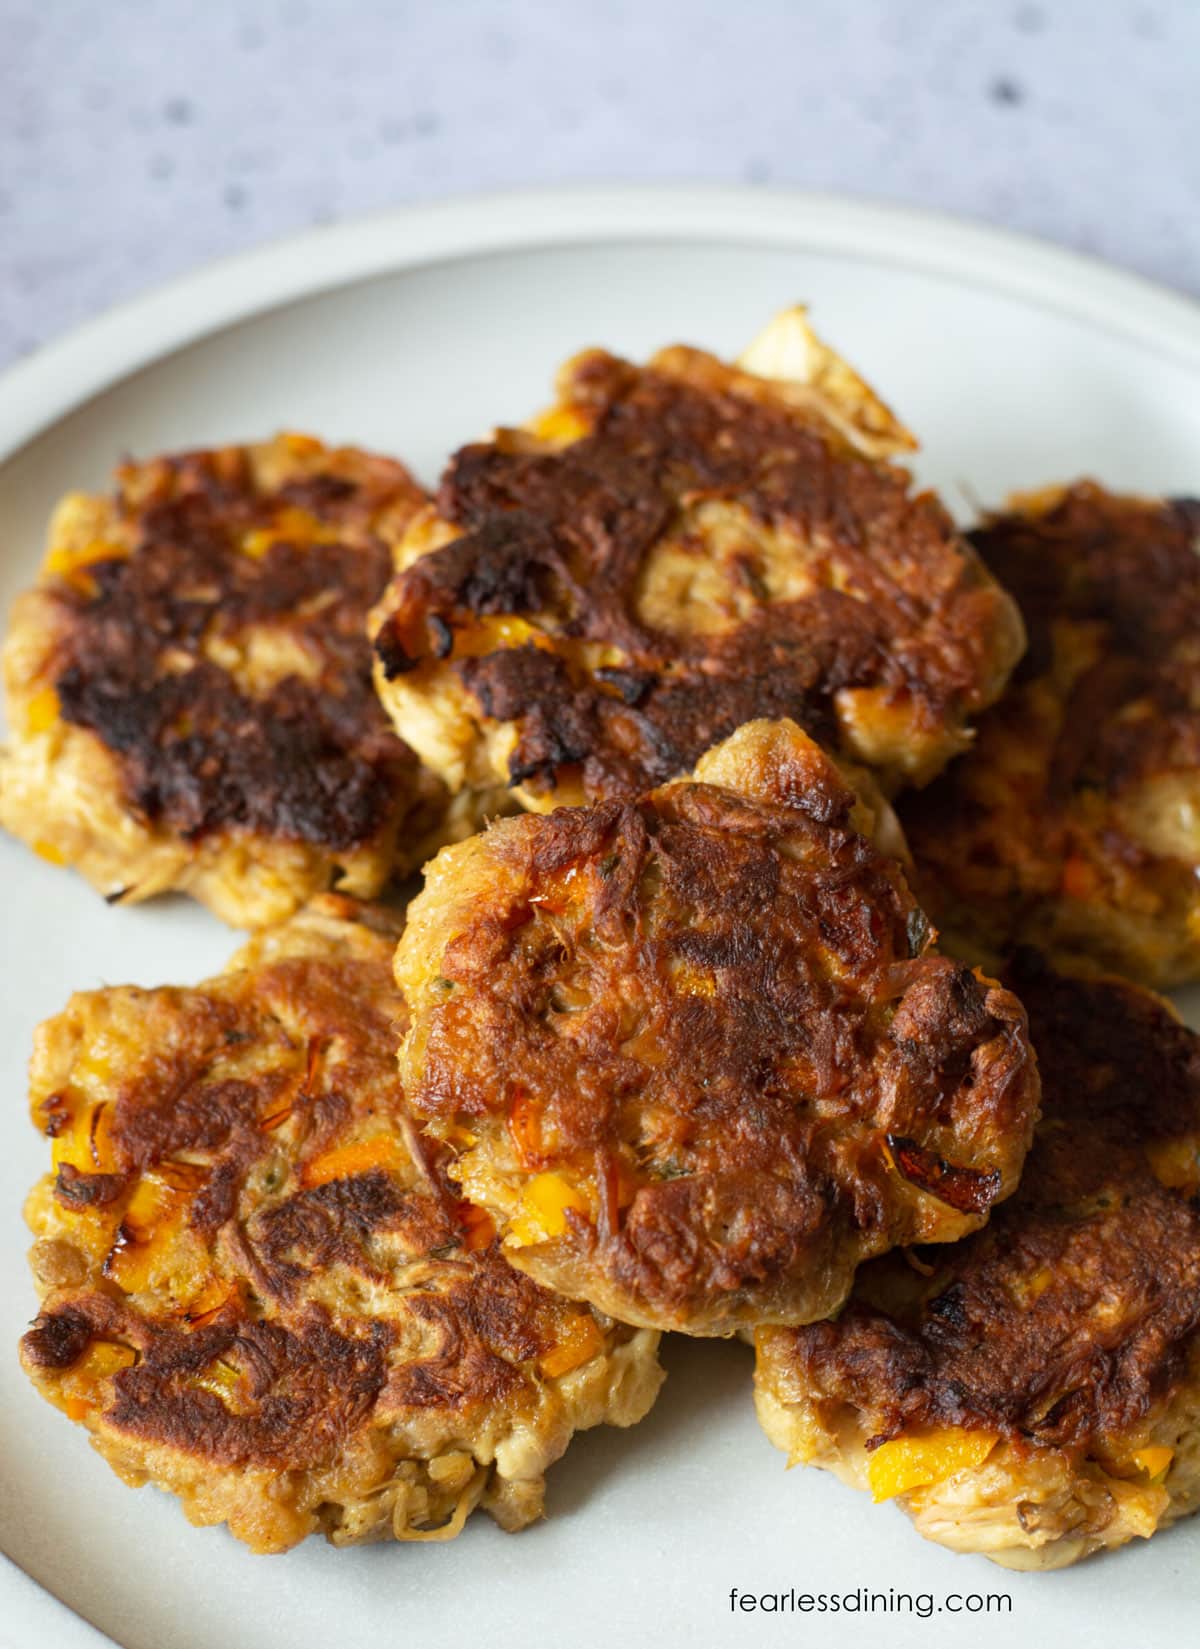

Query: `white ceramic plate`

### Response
(2, 187, 1199, 1649)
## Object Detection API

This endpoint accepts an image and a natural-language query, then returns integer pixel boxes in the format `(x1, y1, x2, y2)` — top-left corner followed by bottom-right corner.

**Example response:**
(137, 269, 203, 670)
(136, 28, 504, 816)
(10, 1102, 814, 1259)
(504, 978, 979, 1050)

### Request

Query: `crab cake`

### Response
(755, 953, 1200, 1570)
(369, 309, 1024, 811)
(900, 485, 1200, 988)
(395, 718, 1039, 1339)
(0, 435, 463, 928)
(18, 896, 663, 1555)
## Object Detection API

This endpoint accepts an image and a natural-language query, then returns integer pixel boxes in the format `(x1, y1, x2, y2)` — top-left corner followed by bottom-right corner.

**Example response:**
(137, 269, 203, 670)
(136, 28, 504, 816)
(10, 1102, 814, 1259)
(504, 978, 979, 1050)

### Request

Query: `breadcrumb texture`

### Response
(370, 310, 1024, 811)
(0, 435, 454, 928)
(756, 954, 1200, 1568)
(19, 896, 663, 1554)
(901, 484, 1200, 987)
(395, 719, 1039, 1338)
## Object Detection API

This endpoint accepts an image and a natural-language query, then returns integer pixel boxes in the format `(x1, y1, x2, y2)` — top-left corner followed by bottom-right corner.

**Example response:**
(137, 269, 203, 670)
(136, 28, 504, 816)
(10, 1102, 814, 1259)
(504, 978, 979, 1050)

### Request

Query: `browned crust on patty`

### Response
(396, 720, 1039, 1337)
(765, 953, 1200, 1452)
(24, 1295, 395, 1470)
(33, 439, 426, 850)
(974, 490, 1200, 794)
(900, 485, 1200, 986)
(372, 346, 1022, 801)
(19, 896, 662, 1551)
(22, 1253, 582, 1472)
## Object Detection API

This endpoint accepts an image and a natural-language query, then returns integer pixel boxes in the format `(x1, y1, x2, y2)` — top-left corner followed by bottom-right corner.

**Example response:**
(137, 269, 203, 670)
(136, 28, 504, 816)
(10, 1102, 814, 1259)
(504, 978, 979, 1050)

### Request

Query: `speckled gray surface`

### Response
(1, 0, 1197, 368)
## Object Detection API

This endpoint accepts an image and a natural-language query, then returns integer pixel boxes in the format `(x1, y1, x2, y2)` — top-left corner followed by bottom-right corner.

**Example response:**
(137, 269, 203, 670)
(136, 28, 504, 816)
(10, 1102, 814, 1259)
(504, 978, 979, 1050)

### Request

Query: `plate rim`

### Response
(4, 181, 1200, 1649)
(2, 182, 1200, 466)
(0, 1549, 114, 1649)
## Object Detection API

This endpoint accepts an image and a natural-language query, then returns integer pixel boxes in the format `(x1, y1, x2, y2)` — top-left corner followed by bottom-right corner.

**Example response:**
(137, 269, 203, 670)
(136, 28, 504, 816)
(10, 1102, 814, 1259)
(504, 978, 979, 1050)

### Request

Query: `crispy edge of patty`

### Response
(395, 718, 1039, 1337)
(754, 957, 1200, 1568)
(0, 435, 448, 927)
(369, 309, 1025, 810)
(900, 483, 1200, 989)
(18, 894, 664, 1553)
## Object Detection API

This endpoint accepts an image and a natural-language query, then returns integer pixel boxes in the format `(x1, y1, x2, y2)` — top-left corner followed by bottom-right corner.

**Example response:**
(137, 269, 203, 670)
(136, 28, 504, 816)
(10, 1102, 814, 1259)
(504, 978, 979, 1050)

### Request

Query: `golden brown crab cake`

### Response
(395, 719, 1039, 1339)
(900, 485, 1200, 989)
(0, 435, 473, 929)
(369, 309, 1024, 811)
(18, 895, 663, 1555)
(755, 953, 1200, 1571)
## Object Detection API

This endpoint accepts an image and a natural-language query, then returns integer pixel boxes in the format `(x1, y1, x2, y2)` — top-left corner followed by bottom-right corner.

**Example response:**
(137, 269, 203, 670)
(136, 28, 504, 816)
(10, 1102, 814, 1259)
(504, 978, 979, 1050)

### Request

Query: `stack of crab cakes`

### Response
(7, 312, 1200, 1572)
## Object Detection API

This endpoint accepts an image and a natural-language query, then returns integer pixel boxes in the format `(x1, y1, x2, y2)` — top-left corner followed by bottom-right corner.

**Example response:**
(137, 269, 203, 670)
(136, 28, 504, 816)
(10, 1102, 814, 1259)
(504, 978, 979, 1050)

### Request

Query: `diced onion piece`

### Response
(192, 1358, 242, 1404)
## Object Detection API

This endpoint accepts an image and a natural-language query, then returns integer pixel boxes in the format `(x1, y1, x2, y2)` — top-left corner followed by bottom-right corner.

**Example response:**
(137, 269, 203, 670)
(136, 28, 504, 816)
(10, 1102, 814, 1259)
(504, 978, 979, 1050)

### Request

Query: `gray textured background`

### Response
(2, 0, 1198, 368)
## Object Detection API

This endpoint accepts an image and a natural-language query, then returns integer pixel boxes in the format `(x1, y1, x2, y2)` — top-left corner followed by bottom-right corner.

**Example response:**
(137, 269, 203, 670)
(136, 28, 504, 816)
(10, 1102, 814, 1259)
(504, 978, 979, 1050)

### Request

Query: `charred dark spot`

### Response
(22, 1306, 96, 1370)
(428, 614, 454, 659)
(375, 620, 419, 679)
(457, 647, 600, 790)
(249, 1169, 457, 1301)
(926, 1282, 968, 1329)
(103, 1307, 394, 1469)
(54, 1162, 128, 1208)
(40, 1095, 71, 1139)
(277, 473, 358, 511)
(595, 666, 656, 706)
(188, 1159, 243, 1234)
(906, 907, 931, 959)
(46, 444, 423, 848)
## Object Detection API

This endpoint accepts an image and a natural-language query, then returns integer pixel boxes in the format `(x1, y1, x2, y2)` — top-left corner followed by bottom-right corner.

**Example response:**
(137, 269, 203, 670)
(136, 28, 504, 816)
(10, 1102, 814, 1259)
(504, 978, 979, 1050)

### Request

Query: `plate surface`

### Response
(2, 187, 1200, 1649)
